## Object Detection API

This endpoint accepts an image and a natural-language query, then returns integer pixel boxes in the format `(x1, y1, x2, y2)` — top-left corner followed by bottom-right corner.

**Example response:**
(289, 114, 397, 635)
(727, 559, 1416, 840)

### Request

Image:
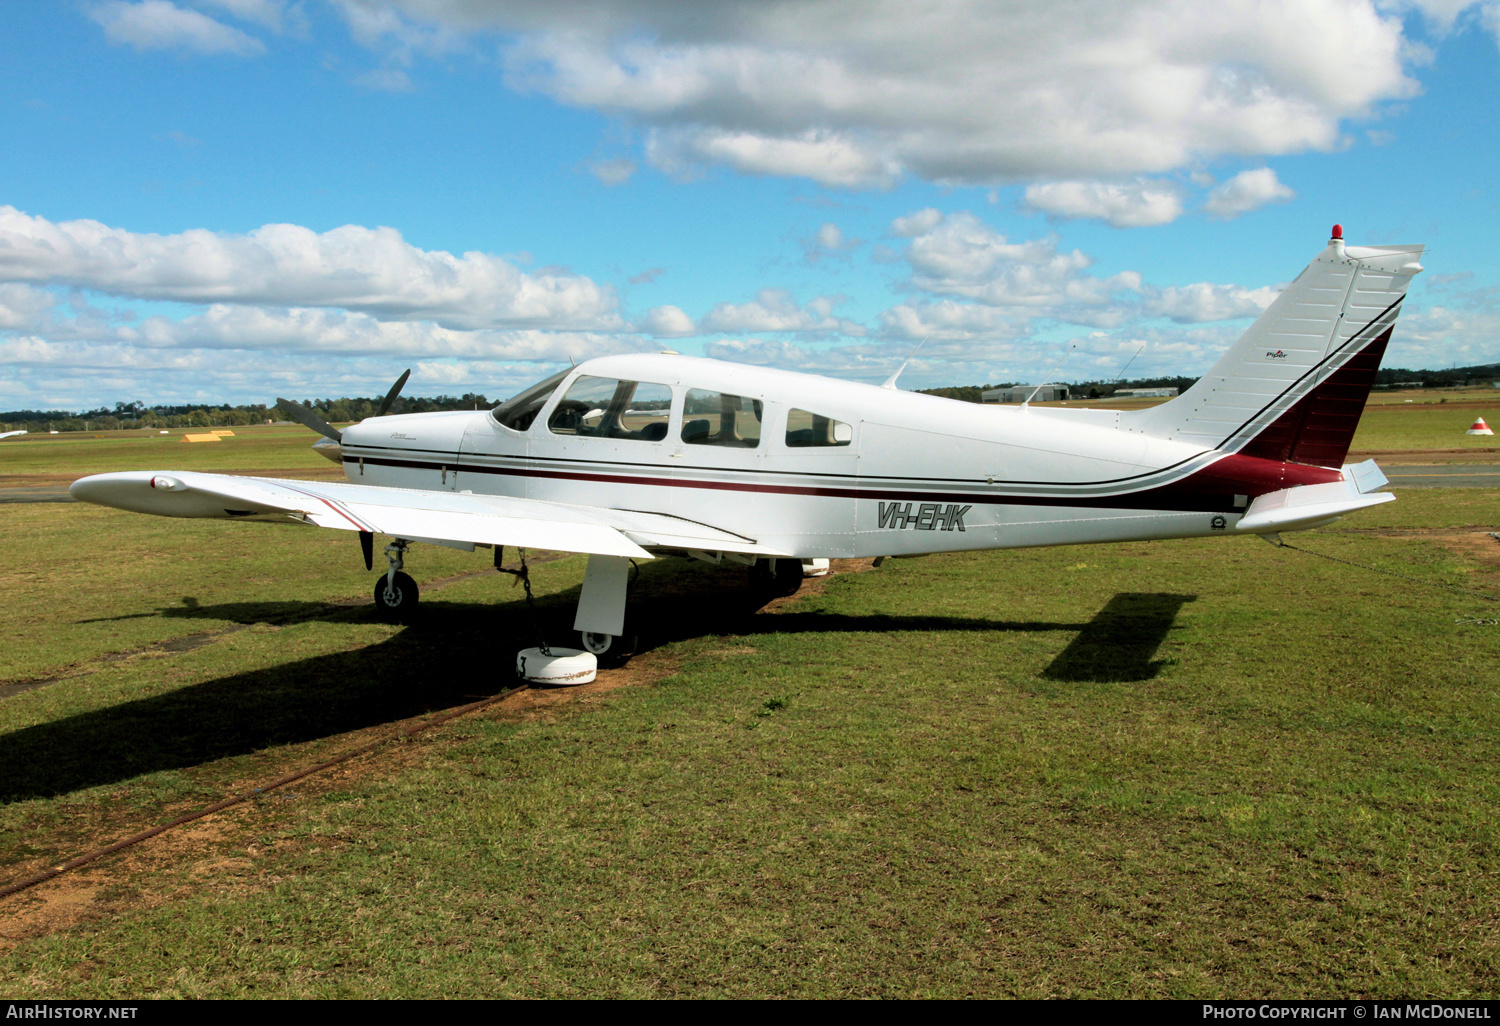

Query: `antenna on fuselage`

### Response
(1020, 344, 1076, 410)
(881, 338, 927, 390)
(1115, 345, 1145, 383)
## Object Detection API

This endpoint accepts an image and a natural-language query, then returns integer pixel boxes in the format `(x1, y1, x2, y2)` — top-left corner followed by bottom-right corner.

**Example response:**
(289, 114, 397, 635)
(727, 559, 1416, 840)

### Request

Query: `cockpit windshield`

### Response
(491, 368, 571, 432)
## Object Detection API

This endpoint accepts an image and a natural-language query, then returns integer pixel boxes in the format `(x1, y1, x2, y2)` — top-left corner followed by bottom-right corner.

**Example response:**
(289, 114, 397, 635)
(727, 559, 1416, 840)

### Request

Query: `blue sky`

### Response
(1, 0, 1498, 410)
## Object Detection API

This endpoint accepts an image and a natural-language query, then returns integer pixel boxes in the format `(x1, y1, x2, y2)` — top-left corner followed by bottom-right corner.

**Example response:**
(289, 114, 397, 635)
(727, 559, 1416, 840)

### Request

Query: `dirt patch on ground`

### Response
(1431, 532, 1500, 577)
(1315, 530, 1500, 601)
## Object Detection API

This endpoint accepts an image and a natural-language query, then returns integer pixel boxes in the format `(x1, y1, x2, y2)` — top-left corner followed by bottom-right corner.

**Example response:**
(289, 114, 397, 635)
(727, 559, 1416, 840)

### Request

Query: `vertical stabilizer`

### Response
(1130, 228, 1423, 465)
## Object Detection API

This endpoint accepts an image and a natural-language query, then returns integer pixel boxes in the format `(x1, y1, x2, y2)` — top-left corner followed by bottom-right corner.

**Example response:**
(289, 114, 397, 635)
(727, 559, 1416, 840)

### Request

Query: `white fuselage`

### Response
(337, 354, 1272, 559)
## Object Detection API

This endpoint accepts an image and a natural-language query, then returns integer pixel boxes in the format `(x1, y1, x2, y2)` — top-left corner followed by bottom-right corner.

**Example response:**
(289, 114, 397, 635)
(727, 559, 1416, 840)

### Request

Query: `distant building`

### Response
(982, 384, 1069, 403)
(1112, 387, 1179, 399)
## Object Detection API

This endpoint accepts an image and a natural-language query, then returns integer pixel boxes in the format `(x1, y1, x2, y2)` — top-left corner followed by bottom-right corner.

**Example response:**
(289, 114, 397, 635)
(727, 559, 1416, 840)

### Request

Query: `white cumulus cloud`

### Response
(1145, 282, 1281, 322)
(0, 206, 621, 331)
(1203, 168, 1297, 219)
(1024, 179, 1186, 228)
(701, 290, 858, 334)
(588, 158, 638, 186)
(198, 0, 297, 34)
(891, 208, 944, 238)
(91, 0, 266, 55)
(0, 284, 58, 332)
(361, 0, 1426, 185)
(901, 211, 1142, 314)
(641, 304, 695, 337)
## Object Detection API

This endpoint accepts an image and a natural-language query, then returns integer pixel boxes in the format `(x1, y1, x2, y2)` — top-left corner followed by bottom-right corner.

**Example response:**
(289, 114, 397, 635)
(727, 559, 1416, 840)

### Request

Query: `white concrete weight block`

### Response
(516, 647, 597, 686)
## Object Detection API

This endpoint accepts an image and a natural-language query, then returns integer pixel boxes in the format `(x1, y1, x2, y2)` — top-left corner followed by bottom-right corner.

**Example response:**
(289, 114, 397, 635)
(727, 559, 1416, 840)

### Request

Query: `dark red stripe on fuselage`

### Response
(344, 451, 1341, 514)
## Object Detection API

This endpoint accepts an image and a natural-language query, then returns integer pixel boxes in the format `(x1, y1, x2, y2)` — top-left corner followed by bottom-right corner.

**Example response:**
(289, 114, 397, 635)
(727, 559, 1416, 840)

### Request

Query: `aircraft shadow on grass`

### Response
(1041, 592, 1196, 683)
(3, 582, 1194, 803)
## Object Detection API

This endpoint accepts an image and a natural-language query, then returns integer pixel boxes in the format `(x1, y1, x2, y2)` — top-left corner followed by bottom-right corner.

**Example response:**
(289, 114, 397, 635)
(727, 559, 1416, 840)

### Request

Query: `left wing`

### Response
(70, 471, 789, 560)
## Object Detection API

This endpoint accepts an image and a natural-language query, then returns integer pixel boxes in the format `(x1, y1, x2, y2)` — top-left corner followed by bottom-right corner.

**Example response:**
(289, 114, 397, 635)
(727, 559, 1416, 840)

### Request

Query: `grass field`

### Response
(0, 423, 339, 479)
(3, 402, 1500, 998)
(1351, 398, 1500, 452)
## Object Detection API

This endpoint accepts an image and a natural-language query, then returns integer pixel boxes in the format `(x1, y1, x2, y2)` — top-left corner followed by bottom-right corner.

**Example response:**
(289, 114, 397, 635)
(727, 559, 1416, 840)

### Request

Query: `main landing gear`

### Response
(373, 539, 419, 621)
(750, 557, 804, 599)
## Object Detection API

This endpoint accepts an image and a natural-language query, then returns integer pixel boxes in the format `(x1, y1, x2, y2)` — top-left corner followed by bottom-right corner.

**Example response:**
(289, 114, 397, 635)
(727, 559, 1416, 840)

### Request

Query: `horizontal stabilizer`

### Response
(1234, 478, 1394, 535)
(1343, 458, 1389, 494)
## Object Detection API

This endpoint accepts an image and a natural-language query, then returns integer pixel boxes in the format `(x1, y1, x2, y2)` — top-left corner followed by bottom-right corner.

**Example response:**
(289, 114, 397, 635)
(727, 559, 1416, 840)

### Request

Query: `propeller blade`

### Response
(375, 369, 411, 418)
(276, 398, 342, 443)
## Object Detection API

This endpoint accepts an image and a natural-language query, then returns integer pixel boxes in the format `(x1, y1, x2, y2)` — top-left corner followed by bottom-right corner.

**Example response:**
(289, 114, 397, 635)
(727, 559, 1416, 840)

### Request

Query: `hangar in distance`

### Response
(72, 227, 1424, 663)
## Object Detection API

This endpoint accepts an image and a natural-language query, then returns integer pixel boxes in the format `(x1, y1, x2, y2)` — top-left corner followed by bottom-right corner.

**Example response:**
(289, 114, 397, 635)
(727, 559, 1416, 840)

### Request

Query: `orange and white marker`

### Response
(1467, 417, 1494, 436)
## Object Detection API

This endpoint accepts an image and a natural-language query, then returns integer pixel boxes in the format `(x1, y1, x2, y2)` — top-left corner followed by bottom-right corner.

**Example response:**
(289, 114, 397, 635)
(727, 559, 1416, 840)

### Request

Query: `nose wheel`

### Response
(579, 629, 636, 668)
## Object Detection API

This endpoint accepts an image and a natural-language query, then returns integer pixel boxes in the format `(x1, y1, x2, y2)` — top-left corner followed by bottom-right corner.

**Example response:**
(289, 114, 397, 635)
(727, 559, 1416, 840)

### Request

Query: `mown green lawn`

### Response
(1352, 402, 1499, 451)
(2, 490, 1499, 997)
(0, 424, 336, 477)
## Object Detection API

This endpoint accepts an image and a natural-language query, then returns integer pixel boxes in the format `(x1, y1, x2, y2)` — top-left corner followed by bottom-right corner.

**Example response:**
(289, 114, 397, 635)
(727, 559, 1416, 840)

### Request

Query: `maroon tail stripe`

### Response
(1240, 327, 1391, 467)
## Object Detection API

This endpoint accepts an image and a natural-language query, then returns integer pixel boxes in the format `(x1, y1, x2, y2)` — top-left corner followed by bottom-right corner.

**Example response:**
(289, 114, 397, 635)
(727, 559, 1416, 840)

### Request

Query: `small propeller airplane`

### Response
(72, 227, 1423, 664)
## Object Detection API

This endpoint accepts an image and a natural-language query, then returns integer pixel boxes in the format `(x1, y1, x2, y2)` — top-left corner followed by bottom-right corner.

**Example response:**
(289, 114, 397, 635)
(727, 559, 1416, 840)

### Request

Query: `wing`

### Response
(69, 471, 789, 560)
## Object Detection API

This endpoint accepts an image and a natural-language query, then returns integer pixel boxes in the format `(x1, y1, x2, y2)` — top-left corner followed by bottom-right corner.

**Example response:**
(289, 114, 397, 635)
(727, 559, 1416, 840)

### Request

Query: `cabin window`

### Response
(547, 376, 673, 441)
(785, 409, 852, 448)
(491, 368, 569, 432)
(681, 389, 762, 448)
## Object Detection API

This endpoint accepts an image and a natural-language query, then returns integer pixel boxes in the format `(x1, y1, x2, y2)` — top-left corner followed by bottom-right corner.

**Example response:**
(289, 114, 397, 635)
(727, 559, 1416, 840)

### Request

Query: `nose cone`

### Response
(312, 436, 343, 465)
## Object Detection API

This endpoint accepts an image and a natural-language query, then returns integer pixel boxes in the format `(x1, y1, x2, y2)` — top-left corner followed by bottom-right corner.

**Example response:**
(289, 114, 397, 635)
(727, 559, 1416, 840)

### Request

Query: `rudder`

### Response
(1130, 228, 1423, 467)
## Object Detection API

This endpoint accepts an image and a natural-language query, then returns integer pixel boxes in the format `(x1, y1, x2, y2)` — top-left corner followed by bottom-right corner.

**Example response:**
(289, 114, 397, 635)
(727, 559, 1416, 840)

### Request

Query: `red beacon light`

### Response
(1330, 224, 1343, 240)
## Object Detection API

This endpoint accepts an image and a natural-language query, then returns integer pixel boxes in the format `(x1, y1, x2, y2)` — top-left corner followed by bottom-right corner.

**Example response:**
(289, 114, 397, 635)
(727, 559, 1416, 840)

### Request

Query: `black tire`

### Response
(579, 630, 637, 668)
(373, 570, 419, 620)
(750, 557, 804, 598)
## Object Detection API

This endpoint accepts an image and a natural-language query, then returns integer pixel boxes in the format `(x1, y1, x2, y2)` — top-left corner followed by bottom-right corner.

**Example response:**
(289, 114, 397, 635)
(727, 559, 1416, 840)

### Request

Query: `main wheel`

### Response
(373, 570, 419, 620)
(579, 630, 637, 668)
(750, 557, 804, 598)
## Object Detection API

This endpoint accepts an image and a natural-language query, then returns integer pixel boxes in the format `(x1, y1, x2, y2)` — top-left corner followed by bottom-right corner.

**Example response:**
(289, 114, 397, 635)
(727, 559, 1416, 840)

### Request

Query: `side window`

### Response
(681, 389, 762, 448)
(618, 382, 672, 439)
(547, 376, 673, 441)
(785, 408, 853, 448)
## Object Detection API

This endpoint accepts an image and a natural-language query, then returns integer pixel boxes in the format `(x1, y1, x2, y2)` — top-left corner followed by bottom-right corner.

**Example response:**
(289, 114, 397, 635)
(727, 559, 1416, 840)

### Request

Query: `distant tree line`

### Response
(0, 393, 495, 433)
(1373, 363, 1499, 388)
(918, 362, 1499, 404)
(5, 361, 1495, 431)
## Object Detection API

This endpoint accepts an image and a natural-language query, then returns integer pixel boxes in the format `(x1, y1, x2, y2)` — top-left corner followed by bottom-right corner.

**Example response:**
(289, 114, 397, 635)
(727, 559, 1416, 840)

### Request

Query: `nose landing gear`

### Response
(579, 629, 637, 668)
(573, 554, 638, 667)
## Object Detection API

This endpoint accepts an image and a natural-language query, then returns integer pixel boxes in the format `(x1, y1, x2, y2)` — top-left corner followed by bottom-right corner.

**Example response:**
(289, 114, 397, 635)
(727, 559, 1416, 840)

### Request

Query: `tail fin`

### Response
(1131, 229, 1423, 467)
